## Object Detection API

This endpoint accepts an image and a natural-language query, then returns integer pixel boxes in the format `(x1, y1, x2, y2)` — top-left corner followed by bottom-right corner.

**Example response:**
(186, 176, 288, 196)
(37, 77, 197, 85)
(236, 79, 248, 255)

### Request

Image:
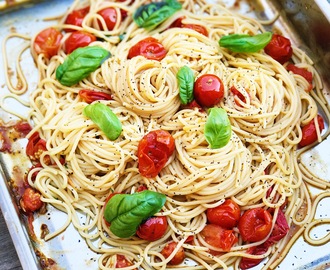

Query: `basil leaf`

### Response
(204, 108, 231, 149)
(104, 190, 166, 238)
(83, 103, 122, 141)
(177, 66, 194, 105)
(219, 32, 272, 53)
(56, 46, 111, 86)
(133, 0, 182, 30)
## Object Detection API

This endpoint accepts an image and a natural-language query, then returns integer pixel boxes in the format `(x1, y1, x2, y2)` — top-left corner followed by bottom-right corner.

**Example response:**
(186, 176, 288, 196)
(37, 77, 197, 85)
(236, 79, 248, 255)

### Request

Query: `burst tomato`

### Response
(170, 17, 208, 36)
(201, 224, 238, 251)
(20, 187, 44, 213)
(136, 216, 168, 241)
(206, 199, 241, 229)
(64, 31, 96, 54)
(64, 6, 90, 31)
(160, 241, 185, 265)
(128, 37, 167, 61)
(239, 245, 269, 270)
(286, 64, 313, 91)
(299, 115, 325, 147)
(97, 7, 118, 31)
(193, 74, 224, 107)
(264, 34, 293, 64)
(238, 208, 273, 243)
(137, 130, 175, 178)
(34, 28, 63, 58)
(26, 132, 47, 162)
(79, 89, 112, 103)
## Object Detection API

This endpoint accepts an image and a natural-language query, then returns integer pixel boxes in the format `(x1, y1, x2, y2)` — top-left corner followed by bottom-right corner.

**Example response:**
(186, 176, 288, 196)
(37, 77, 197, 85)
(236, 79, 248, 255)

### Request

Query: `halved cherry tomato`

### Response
(201, 224, 238, 252)
(264, 34, 293, 64)
(34, 28, 63, 58)
(238, 208, 272, 243)
(160, 241, 185, 265)
(20, 187, 44, 213)
(115, 254, 135, 268)
(26, 132, 47, 162)
(137, 130, 175, 178)
(193, 74, 224, 107)
(128, 37, 167, 61)
(136, 216, 168, 241)
(170, 17, 208, 36)
(299, 115, 325, 147)
(97, 7, 118, 31)
(239, 245, 269, 270)
(64, 6, 90, 31)
(64, 31, 97, 54)
(286, 64, 313, 91)
(206, 199, 241, 229)
(79, 89, 112, 104)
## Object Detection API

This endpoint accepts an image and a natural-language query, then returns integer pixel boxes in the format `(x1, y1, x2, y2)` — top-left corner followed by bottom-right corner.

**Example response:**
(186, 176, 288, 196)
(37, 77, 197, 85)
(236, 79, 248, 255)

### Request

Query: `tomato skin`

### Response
(14, 121, 32, 136)
(115, 254, 135, 268)
(79, 89, 112, 103)
(160, 241, 185, 265)
(201, 224, 238, 251)
(286, 64, 313, 91)
(170, 17, 208, 36)
(238, 208, 273, 242)
(206, 199, 241, 229)
(26, 132, 48, 162)
(64, 6, 90, 31)
(34, 28, 63, 58)
(20, 187, 44, 213)
(136, 216, 168, 241)
(230, 86, 247, 107)
(137, 130, 175, 178)
(264, 34, 293, 64)
(239, 245, 268, 270)
(193, 74, 224, 107)
(97, 7, 118, 31)
(299, 115, 325, 147)
(64, 31, 96, 54)
(128, 37, 167, 61)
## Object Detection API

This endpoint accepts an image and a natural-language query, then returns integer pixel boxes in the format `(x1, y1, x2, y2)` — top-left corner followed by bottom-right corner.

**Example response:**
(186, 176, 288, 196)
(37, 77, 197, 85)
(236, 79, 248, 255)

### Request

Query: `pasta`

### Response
(2, 0, 330, 269)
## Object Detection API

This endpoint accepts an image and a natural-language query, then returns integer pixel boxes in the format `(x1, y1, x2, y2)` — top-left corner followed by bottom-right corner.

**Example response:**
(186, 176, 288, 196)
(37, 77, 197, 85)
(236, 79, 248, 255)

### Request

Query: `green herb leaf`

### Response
(219, 32, 272, 53)
(177, 66, 194, 105)
(56, 46, 111, 86)
(204, 108, 231, 149)
(133, 0, 182, 30)
(83, 103, 122, 141)
(104, 190, 166, 238)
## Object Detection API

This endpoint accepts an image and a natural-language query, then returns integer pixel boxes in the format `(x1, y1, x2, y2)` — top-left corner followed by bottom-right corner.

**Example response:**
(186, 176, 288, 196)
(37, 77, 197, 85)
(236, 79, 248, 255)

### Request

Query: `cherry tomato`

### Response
(97, 7, 118, 31)
(20, 187, 44, 213)
(265, 210, 289, 246)
(137, 130, 175, 178)
(34, 28, 63, 58)
(193, 74, 224, 107)
(264, 34, 293, 64)
(206, 199, 241, 229)
(115, 254, 135, 268)
(64, 31, 97, 54)
(299, 115, 325, 147)
(286, 64, 313, 91)
(238, 208, 273, 243)
(181, 100, 203, 112)
(136, 216, 168, 241)
(136, 185, 148, 192)
(170, 17, 208, 36)
(160, 241, 185, 265)
(200, 224, 238, 251)
(239, 245, 268, 270)
(128, 37, 167, 61)
(26, 132, 47, 162)
(64, 6, 90, 31)
(14, 121, 32, 136)
(79, 89, 112, 103)
(230, 86, 247, 106)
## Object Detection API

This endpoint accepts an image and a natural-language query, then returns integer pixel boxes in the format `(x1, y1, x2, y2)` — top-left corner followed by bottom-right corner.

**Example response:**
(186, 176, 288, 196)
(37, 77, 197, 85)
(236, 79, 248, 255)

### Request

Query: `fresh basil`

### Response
(56, 46, 111, 86)
(177, 66, 194, 105)
(219, 32, 272, 53)
(83, 103, 122, 141)
(204, 108, 231, 149)
(133, 0, 182, 30)
(104, 190, 166, 238)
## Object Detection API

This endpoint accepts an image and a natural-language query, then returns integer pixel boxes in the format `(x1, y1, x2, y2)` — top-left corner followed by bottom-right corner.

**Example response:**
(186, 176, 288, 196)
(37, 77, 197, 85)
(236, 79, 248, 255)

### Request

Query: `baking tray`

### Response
(0, 0, 330, 269)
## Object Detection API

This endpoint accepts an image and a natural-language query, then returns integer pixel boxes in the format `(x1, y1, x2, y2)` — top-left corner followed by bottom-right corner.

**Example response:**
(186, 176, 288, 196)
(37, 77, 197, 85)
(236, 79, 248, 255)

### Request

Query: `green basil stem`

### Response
(83, 103, 122, 141)
(177, 65, 194, 105)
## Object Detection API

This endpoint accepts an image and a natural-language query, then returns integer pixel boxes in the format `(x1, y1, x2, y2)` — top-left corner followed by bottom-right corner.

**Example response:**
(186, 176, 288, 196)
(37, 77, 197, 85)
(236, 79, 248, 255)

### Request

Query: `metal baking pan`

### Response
(0, 0, 330, 269)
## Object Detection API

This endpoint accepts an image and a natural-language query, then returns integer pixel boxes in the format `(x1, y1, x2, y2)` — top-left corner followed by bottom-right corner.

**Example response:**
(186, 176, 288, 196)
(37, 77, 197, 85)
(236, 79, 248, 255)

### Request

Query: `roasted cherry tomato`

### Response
(299, 115, 325, 147)
(206, 199, 241, 229)
(238, 208, 273, 243)
(64, 6, 90, 31)
(115, 254, 135, 268)
(286, 64, 313, 91)
(201, 224, 238, 252)
(160, 241, 185, 265)
(128, 37, 167, 61)
(97, 7, 118, 31)
(193, 74, 224, 107)
(26, 132, 47, 162)
(79, 89, 112, 104)
(14, 121, 32, 136)
(64, 31, 97, 54)
(264, 34, 293, 64)
(137, 130, 175, 178)
(34, 28, 63, 58)
(136, 216, 168, 241)
(239, 245, 268, 270)
(170, 17, 208, 36)
(266, 210, 289, 246)
(20, 187, 44, 213)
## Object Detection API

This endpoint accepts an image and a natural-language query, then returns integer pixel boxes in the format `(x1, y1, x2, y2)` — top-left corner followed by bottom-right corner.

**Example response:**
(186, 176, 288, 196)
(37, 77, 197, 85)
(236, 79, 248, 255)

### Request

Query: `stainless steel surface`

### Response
(0, 0, 330, 269)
